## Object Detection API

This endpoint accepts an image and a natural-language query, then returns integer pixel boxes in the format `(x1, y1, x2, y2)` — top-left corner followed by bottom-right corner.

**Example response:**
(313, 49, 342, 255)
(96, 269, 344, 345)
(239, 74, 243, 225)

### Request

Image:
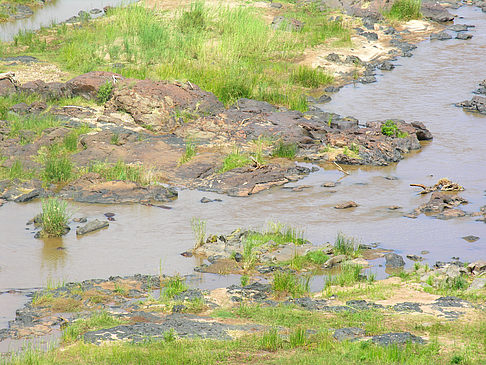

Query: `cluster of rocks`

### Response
(0, 71, 434, 201)
(457, 79, 486, 114)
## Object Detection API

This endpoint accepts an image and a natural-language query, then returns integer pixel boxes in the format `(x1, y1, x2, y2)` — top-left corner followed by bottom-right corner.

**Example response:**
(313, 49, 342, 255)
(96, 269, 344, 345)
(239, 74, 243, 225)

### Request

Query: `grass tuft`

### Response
(272, 271, 310, 298)
(40, 198, 69, 237)
(272, 141, 298, 159)
(334, 232, 361, 257)
(290, 65, 334, 88)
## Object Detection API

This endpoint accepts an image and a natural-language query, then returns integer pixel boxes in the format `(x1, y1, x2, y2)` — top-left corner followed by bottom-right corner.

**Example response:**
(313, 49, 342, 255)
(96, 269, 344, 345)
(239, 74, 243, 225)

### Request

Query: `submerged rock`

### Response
(384, 253, 405, 268)
(334, 201, 358, 209)
(76, 219, 109, 236)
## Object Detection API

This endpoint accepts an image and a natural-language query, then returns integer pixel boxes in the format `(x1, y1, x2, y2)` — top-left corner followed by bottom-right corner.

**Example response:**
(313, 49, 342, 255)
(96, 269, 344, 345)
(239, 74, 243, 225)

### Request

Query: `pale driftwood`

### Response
(333, 161, 350, 175)
(410, 184, 427, 190)
(0, 72, 20, 88)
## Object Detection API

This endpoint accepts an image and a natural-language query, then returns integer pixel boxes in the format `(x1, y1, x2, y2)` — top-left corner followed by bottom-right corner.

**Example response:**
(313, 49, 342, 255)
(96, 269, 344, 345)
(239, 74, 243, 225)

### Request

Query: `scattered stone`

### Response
(270, 2, 282, 8)
(421, 2, 454, 22)
(334, 201, 358, 209)
(448, 24, 470, 32)
(462, 235, 479, 243)
(456, 95, 486, 114)
(371, 332, 425, 346)
(346, 300, 384, 310)
(421, 250, 429, 255)
(104, 212, 115, 218)
(434, 296, 469, 308)
(388, 205, 401, 210)
(384, 253, 405, 268)
(377, 61, 394, 71)
(333, 327, 365, 341)
(76, 220, 109, 236)
(321, 182, 337, 188)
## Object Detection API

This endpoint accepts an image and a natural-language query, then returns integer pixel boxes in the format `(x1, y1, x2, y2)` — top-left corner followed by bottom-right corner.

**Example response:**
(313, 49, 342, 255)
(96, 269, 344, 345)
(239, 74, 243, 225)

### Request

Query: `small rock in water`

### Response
(456, 33, 473, 40)
(334, 201, 358, 209)
(181, 251, 193, 257)
(90, 8, 102, 14)
(421, 250, 430, 255)
(462, 235, 479, 243)
(73, 217, 88, 223)
(384, 253, 405, 268)
(406, 254, 424, 261)
(104, 212, 115, 218)
(200, 197, 212, 203)
(388, 205, 401, 210)
(321, 182, 337, 188)
(430, 31, 452, 41)
(234, 253, 243, 263)
(107, 217, 116, 221)
(76, 220, 109, 236)
(384, 176, 398, 180)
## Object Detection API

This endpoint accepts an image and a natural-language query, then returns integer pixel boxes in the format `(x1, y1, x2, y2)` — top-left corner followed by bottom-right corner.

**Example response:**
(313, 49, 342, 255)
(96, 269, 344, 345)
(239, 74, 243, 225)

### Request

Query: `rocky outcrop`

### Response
(406, 192, 468, 219)
(421, 2, 454, 23)
(456, 95, 486, 114)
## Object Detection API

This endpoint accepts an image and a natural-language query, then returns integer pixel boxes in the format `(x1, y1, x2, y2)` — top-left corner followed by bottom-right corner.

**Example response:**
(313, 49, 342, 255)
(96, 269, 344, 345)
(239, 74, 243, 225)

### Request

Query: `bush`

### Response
(40, 198, 69, 237)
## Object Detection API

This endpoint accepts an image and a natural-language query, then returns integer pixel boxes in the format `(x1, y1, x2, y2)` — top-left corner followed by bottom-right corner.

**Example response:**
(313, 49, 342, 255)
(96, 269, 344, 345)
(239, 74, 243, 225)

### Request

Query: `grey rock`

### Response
(384, 253, 405, 268)
(324, 255, 346, 268)
(377, 61, 394, 71)
(467, 278, 486, 291)
(430, 32, 452, 41)
(372, 332, 425, 346)
(333, 327, 365, 341)
(421, 2, 454, 22)
(393, 302, 423, 312)
(406, 254, 424, 261)
(76, 219, 109, 236)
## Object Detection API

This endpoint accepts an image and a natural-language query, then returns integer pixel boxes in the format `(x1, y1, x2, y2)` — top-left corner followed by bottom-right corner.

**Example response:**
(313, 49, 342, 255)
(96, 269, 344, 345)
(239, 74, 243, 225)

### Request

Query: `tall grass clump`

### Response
(290, 65, 333, 88)
(1, 159, 34, 180)
(383, 0, 422, 21)
(334, 232, 361, 257)
(42, 153, 73, 183)
(271, 140, 298, 159)
(191, 217, 207, 250)
(40, 198, 69, 237)
(325, 262, 363, 287)
(272, 271, 310, 298)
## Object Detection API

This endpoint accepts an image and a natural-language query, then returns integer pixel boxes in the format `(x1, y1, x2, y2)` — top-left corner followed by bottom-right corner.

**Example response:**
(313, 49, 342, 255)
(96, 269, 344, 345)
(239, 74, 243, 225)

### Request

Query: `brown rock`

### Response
(0, 78, 16, 96)
(335, 201, 358, 209)
(67, 71, 122, 99)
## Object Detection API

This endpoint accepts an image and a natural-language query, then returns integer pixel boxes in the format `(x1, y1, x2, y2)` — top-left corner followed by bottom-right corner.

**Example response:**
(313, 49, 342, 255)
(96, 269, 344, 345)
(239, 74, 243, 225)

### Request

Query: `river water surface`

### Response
(0, 4, 485, 334)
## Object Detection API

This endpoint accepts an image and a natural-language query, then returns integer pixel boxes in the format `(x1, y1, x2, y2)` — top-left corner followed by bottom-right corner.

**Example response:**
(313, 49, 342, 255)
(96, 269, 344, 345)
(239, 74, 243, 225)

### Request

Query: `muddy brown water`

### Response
(1, 6, 486, 343)
(0, 0, 137, 42)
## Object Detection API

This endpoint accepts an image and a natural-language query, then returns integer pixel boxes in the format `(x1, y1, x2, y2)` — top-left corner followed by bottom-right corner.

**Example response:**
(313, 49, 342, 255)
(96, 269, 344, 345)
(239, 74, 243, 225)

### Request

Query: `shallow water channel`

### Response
(0, 0, 136, 42)
(0, 4, 486, 339)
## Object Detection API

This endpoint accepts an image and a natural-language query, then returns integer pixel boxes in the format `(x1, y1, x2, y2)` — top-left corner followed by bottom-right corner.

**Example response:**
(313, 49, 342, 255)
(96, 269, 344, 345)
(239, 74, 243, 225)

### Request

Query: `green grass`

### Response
(7, 3, 351, 111)
(283, 250, 329, 270)
(219, 148, 253, 173)
(381, 120, 408, 138)
(42, 152, 73, 184)
(325, 262, 364, 287)
(272, 271, 310, 298)
(0, 159, 34, 180)
(162, 276, 188, 300)
(87, 161, 152, 185)
(97, 80, 114, 104)
(333, 232, 361, 257)
(40, 197, 69, 237)
(383, 0, 422, 21)
(179, 140, 197, 165)
(290, 66, 333, 88)
(191, 217, 207, 250)
(271, 141, 298, 159)
(63, 311, 125, 343)
(8, 113, 62, 143)
(245, 221, 306, 247)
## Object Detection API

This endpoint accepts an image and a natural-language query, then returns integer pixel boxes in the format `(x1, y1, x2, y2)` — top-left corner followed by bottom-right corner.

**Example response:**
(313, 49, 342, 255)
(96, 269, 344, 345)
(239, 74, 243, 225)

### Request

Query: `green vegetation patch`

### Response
(272, 271, 310, 298)
(219, 148, 253, 173)
(381, 120, 408, 138)
(87, 160, 153, 185)
(333, 232, 361, 257)
(63, 311, 126, 343)
(271, 140, 298, 159)
(7, 3, 352, 111)
(383, 0, 422, 21)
